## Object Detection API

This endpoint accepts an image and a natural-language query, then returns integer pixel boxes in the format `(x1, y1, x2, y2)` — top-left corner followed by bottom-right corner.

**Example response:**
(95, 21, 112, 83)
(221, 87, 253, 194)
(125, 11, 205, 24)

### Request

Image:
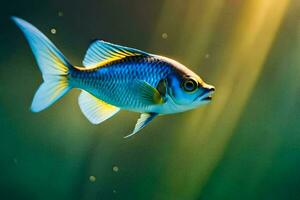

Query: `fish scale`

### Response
(70, 56, 172, 111)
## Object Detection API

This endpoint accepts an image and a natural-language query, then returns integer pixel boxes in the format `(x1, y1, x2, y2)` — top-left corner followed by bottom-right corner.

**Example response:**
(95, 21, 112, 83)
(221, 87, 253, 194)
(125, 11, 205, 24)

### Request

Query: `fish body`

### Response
(12, 17, 215, 137)
(71, 55, 172, 113)
(71, 55, 209, 114)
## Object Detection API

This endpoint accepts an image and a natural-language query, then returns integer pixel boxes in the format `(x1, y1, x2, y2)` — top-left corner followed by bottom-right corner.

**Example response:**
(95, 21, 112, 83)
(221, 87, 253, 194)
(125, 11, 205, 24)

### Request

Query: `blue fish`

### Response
(12, 17, 215, 138)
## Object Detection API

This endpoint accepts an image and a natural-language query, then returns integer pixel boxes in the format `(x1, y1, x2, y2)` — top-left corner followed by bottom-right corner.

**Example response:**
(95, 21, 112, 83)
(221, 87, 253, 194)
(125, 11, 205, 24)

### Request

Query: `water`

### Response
(0, 0, 300, 199)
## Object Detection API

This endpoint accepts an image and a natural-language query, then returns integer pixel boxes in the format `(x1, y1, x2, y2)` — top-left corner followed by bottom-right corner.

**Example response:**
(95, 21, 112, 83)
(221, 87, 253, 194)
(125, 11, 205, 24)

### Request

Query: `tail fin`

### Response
(12, 16, 72, 112)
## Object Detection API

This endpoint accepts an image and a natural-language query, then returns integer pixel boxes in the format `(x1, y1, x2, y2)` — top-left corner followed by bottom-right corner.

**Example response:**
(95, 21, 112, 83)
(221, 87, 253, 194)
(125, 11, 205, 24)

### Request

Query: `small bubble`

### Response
(50, 28, 57, 34)
(205, 54, 210, 59)
(58, 11, 64, 17)
(13, 158, 18, 164)
(113, 190, 117, 194)
(89, 175, 96, 182)
(112, 166, 119, 172)
(162, 33, 168, 39)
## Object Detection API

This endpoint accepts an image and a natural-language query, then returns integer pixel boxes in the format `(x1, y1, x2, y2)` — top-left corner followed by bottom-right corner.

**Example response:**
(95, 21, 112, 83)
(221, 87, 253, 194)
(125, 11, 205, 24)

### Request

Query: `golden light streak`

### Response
(181, 0, 226, 63)
(152, 0, 290, 199)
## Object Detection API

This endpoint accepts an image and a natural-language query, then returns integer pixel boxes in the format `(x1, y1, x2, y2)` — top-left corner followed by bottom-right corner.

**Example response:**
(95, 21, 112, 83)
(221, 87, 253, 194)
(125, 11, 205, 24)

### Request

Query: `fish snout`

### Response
(200, 84, 215, 101)
(205, 85, 215, 92)
(202, 83, 215, 93)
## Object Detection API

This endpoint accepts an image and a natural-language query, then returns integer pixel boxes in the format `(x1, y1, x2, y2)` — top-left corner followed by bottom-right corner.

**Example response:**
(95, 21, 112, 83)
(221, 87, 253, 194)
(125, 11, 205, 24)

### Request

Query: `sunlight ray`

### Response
(152, 0, 290, 199)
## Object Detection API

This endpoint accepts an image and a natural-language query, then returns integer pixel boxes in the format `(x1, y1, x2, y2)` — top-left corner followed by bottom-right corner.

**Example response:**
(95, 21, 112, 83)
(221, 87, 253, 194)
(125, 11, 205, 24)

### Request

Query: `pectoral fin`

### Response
(135, 80, 164, 105)
(124, 113, 158, 138)
(78, 90, 120, 124)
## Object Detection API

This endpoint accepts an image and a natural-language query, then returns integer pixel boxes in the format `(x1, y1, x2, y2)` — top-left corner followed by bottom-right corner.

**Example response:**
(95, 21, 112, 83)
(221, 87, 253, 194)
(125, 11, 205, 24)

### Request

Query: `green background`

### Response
(0, 0, 300, 199)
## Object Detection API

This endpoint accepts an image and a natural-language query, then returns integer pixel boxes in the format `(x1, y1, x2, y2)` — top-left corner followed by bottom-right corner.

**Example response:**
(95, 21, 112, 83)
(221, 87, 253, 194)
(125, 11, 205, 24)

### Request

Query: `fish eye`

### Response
(182, 78, 198, 92)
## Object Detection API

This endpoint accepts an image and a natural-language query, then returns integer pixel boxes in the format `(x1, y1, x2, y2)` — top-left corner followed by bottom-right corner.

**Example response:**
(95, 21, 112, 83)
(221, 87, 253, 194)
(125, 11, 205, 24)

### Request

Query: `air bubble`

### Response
(50, 28, 57, 34)
(112, 166, 119, 172)
(162, 33, 168, 39)
(89, 175, 96, 182)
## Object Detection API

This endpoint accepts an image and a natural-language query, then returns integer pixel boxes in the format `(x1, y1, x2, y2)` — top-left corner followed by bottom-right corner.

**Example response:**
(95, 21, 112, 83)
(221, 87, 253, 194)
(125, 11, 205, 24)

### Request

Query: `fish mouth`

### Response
(202, 95, 212, 101)
(196, 90, 215, 102)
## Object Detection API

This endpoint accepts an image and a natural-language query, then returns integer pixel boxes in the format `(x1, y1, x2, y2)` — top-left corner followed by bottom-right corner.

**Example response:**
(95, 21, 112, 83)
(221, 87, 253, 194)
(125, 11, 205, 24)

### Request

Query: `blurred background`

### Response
(0, 0, 300, 199)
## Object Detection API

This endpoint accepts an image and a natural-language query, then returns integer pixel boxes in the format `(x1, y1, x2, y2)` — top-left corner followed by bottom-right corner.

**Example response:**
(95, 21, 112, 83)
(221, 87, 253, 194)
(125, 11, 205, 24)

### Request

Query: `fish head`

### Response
(165, 70, 215, 109)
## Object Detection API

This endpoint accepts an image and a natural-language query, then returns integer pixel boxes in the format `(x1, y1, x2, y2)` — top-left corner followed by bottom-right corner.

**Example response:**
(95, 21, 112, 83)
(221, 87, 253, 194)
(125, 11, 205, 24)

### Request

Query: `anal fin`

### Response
(78, 91, 120, 124)
(124, 113, 158, 138)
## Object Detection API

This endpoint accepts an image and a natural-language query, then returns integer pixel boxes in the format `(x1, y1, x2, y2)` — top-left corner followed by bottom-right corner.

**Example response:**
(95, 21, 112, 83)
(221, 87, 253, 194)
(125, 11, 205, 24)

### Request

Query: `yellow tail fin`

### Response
(12, 16, 72, 112)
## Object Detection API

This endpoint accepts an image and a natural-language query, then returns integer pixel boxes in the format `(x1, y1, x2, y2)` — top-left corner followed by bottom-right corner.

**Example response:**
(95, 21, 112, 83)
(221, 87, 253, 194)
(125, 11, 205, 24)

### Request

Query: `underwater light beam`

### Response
(151, 0, 290, 199)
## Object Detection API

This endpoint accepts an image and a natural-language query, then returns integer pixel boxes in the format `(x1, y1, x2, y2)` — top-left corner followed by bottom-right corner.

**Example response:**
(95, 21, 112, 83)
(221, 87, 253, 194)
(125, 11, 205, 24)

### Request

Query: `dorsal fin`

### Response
(83, 40, 149, 68)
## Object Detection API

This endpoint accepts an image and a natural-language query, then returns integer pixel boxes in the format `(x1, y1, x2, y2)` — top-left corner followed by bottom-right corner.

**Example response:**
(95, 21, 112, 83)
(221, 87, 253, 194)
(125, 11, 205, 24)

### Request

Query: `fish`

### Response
(12, 16, 215, 138)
